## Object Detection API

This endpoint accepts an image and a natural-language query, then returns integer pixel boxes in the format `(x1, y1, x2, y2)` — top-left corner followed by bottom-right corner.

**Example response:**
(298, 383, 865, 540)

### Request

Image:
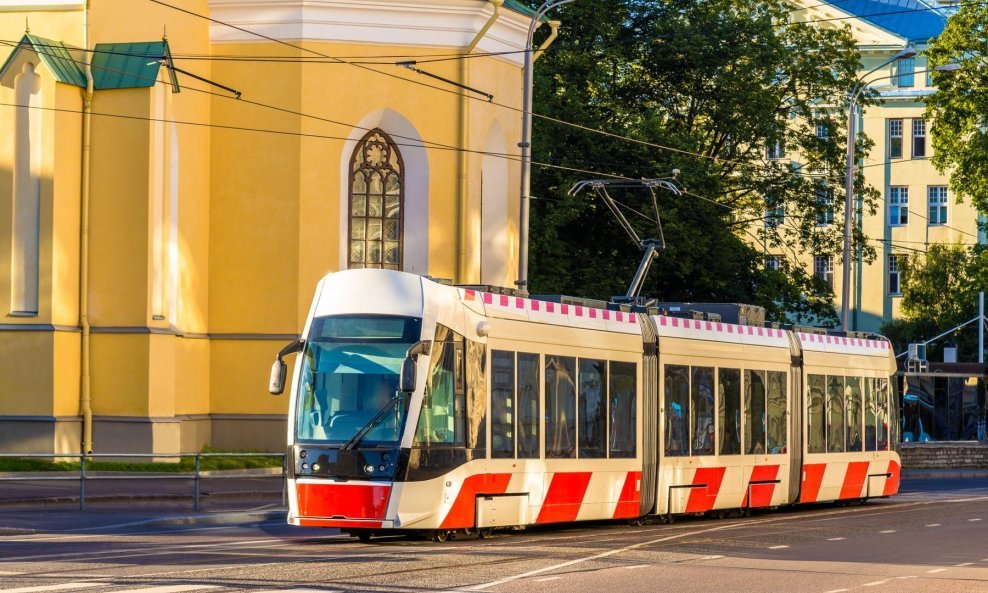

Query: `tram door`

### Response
(785, 332, 804, 504)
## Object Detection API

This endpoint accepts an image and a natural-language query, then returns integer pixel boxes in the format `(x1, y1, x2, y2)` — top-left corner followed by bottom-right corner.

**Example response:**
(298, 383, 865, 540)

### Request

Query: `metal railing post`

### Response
(79, 454, 86, 511)
(194, 453, 201, 512)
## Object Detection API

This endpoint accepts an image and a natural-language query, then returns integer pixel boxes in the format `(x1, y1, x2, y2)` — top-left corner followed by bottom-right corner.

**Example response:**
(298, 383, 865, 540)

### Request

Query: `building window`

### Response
(888, 119, 903, 159)
(766, 255, 781, 271)
(928, 186, 948, 225)
(816, 123, 829, 139)
(912, 119, 926, 158)
(894, 57, 915, 87)
(766, 138, 785, 160)
(888, 186, 909, 226)
(815, 187, 834, 226)
(813, 255, 834, 287)
(888, 254, 905, 296)
(348, 129, 403, 270)
(765, 201, 784, 228)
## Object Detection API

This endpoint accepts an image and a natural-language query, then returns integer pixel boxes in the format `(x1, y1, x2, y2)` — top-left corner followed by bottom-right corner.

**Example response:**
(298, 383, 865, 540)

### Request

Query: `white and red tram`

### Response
(269, 269, 900, 540)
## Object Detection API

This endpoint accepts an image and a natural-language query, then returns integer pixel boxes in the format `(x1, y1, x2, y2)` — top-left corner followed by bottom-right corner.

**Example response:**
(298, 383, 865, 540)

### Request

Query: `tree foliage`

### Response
(925, 3, 988, 213)
(526, 0, 878, 325)
(881, 243, 988, 360)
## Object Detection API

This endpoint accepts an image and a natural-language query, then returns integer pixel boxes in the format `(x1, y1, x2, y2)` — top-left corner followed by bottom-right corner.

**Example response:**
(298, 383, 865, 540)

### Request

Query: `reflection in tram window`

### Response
(466, 340, 487, 450)
(691, 367, 715, 455)
(517, 353, 541, 458)
(609, 362, 637, 458)
(491, 350, 515, 458)
(718, 368, 742, 455)
(766, 371, 787, 454)
(664, 365, 690, 457)
(414, 325, 464, 446)
(845, 377, 862, 452)
(827, 375, 846, 453)
(745, 370, 767, 454)
(864, 378, 878, 451)
(878, 377, 890, 449)
(890, 375, 902, 446)
(579, 359, 607, 458)
(546, 355, 577, 458)
(807, 375, 826, 453)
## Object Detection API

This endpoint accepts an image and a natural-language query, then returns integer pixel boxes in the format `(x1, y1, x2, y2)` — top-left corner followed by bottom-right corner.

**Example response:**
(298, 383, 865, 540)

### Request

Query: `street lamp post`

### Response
(517, 0, 573, 295)
(840, 47, 916, 331)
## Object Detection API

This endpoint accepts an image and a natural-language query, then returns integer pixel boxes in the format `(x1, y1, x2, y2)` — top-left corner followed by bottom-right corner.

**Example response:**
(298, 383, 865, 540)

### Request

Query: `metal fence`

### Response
(0, 452, 287, 511)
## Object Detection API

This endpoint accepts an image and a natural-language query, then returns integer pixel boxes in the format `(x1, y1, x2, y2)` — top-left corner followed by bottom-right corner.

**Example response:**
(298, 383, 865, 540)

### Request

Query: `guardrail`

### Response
(0, 452, 287, 511)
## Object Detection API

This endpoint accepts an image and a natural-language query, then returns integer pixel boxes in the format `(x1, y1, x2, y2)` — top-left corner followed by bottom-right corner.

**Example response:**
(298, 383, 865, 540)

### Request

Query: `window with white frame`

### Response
(888, 254, 905, 295)
(912, 119, 926, 158)
(816, 123, 829, 139)
(813, 255, 834, 287)
(894, 57, 915, 87)
(767, 138, 785, 160)
(888, 119, 903, 159)
(766, 255, 781, 271)
(815, 187, 834, 226)
(888, 186, 909, 226)
(765, 200, 784, 228)
(928, 186, 948, 225)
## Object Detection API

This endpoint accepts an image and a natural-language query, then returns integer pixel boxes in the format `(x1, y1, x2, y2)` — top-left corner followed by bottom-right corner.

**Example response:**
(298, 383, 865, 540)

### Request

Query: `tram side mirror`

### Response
(269, 360, 287, 395)
(269, 338, 305, 396)
(400, 357, 417, 394)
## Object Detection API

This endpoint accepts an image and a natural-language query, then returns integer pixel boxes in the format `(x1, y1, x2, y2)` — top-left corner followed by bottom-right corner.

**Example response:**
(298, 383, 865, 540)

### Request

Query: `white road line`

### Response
(0, 573, 22, 576)
(623, 564, 649, 569)
(895, 576, 917, 579)
(700, 555, 724, 560)
(861, 581, 889, 587)
(534, 577, 562, 582)
(823, 589, 849, 593)
(1, 584, 102, 593)
(969, 518, 982, 522)
(880, 530, 896, 533)
(925, 524, 941, 527)
(927, 568, 947, 574)
(955, 562, 973, 567)
(113, 587, 222, 593)
(827, 537, 846, 541)
(768, 545, 789, 549)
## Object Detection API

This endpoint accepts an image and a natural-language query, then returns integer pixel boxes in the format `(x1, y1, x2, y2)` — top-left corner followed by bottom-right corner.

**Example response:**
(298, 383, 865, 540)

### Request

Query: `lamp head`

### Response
(933, 63, 961, 72)
(893, 47, 917, 60)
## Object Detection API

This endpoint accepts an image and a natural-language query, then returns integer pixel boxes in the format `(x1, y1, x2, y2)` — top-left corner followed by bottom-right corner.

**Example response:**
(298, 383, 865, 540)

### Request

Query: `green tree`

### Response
(526, 0, 878, 324)
(925, 3, 988, 212)
(881, 243, 988, 360)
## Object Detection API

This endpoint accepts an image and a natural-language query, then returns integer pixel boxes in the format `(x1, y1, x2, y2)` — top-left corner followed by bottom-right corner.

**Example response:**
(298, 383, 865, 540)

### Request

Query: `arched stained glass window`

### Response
(348, 129, 403, 270)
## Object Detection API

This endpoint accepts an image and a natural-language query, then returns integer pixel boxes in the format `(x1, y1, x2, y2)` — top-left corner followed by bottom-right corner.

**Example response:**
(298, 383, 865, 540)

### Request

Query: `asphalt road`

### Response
(1, 479, 987, 593)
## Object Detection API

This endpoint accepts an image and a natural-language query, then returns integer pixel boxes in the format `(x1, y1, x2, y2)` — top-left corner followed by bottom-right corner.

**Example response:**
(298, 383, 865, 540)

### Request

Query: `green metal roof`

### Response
(0, 34, 86, 87)
(503, 0, 539, 18)
(92, 40, 179, 91)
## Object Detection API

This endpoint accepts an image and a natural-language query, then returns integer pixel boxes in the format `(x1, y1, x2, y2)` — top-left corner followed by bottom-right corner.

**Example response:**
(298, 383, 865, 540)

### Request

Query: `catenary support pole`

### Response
(979, 291, 984, 364)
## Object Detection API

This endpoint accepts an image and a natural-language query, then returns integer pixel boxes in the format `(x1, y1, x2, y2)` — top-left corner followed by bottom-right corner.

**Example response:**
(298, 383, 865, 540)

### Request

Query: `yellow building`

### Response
(0, 0, 539, 455)
(773, 0, 979, 333)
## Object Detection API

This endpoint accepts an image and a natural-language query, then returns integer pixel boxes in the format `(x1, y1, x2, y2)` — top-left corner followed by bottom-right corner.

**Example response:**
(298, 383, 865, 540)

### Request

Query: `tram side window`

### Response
(609, 361, 637, 458)
(691, 367, 715, 455)
(745, 370, 767, 454)
(664, 365, 690, 457)
(876, 377, 890, 450)
(579, 359, 607, 458)
(491, 350, 515, 458)
(414, 325, 464, 446)
(517, 353, 541, 458)
(827, 375, 846, 453)
(864, 378, 878, 452)
(807, 375, 827, 453)
(766, 371, 787, 454)
(546, 355, 577, 458)
(718, 368, 742, 455)
(890, 375, 900, 448)
(845, 376, 863, 452)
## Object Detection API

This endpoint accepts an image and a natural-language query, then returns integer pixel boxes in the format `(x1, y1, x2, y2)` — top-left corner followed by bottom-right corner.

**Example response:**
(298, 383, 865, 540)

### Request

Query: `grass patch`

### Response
(0, 447, 283, 472)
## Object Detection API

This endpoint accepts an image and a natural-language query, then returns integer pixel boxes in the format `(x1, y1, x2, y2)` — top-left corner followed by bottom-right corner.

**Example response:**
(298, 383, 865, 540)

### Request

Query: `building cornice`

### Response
(207, 0, 534, 66)
(0, 1, 83, 11)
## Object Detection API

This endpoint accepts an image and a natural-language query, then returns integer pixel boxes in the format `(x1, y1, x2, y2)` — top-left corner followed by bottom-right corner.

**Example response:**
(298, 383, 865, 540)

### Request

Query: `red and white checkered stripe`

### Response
(462, 289, 642, 334)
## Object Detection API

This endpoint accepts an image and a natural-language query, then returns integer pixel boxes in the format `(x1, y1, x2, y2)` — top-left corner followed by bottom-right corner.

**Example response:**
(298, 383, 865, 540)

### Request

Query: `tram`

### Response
(269, 269, 900, 541)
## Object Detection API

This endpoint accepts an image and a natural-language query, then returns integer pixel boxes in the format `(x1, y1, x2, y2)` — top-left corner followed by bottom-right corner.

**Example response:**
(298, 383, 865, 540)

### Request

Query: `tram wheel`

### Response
(356, 532, 372, 543)
(432, 530, 453, 543)
(478, 528, 494, 539)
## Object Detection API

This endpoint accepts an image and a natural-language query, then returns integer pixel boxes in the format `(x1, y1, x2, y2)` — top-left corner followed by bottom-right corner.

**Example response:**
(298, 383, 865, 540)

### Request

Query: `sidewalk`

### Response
(0, 505, 288, 535)
(901, 468, 988, 479)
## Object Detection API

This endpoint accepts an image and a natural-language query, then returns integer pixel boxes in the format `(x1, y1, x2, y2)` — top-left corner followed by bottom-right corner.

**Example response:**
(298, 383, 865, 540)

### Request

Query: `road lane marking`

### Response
(861, 581, 889, 587)
(534, 577, 562, 582)
(927, 568, 947, 574)
(0, 573, 22, 576)
(955, 562, 973, 567)
(700, 555, 724, 560)
(969, 518, 982, 522)
(113, 583, 219, 593)
(925, 524, 941, 527)
(1, 584, 102, 593)
(623, 564, 648, 569)
(823, 589, 848, 593)
(895, 576, 917, 579)
(827, 537, 845, 541)
(768, 545, 789, 549)
(880, 530, 896, 533)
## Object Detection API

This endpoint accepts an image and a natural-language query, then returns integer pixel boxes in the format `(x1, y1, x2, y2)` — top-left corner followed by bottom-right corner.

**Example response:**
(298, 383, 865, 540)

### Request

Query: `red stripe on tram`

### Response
(742, 464, 780, 508)
(536, 472, 593, 524)
(439, 473, 512, 530)
(612, 471, 642, 519)
(800, 463, 827, 503)
(685, 467, 726, 513)
(840, 461, 871, 500)
(883, 459, 901, 496)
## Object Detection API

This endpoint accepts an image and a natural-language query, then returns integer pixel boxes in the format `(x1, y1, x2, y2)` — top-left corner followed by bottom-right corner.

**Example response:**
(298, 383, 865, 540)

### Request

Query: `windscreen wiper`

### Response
(340, 395, 403, 451)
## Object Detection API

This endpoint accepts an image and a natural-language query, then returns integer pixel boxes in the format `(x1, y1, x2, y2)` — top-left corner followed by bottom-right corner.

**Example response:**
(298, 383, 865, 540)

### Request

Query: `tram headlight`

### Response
(364, 464, 375, 474)
(312, 463, 320, 472)
(301, 463, 309, 470)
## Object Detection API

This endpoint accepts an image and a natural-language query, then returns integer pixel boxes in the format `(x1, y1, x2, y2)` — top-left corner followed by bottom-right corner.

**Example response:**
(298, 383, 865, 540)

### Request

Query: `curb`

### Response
(0, 490, 283, 507)
(902, 470, 988, 479)
(126, 509, 288, 527)
(0, 527, 36, 535)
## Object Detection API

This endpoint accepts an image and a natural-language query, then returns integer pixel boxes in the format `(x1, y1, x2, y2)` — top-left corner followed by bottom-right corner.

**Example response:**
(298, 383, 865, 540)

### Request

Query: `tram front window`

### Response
(295, 315, 421, 446)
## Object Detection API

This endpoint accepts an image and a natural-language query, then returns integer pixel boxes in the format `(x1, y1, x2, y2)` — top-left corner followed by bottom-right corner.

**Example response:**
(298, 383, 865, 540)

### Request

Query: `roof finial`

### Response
(25, 16, 30, 34)
(162, 24, 167, 42)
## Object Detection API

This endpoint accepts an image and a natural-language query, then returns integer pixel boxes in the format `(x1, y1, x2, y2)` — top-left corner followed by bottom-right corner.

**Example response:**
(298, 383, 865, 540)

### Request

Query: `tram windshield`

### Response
(295, 315, 421, 446)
